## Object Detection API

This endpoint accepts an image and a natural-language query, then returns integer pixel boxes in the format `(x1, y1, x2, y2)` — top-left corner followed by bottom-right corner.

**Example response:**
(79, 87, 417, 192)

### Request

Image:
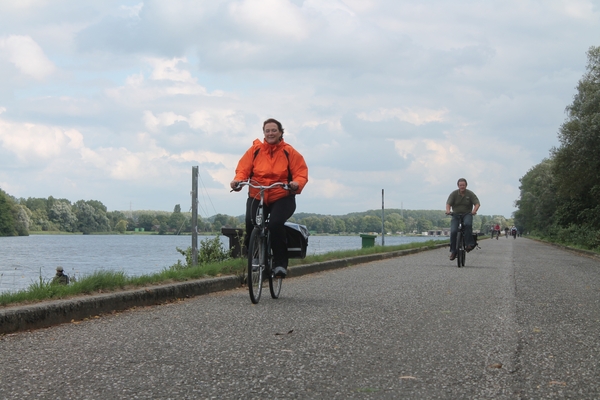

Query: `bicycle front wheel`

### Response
(248, 228, 264, 304)
(456, 231, 464, 268)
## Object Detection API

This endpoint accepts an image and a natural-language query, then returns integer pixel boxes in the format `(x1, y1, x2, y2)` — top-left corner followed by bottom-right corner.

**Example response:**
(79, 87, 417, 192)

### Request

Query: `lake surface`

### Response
(0, 234, 446, 294)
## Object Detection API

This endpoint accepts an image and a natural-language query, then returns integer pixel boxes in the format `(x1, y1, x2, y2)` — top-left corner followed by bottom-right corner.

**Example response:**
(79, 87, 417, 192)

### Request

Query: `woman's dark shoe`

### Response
(449, 253, 456, 261)
(273, 266, 287, 278)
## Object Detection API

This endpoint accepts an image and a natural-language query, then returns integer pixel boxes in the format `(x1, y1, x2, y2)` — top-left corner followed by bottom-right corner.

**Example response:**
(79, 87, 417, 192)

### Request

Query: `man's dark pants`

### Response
(450, 213, 474, 254)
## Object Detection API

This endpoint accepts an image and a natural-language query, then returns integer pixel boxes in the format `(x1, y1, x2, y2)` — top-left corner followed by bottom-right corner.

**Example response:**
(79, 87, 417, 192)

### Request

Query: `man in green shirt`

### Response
(445, 178, 480, 260)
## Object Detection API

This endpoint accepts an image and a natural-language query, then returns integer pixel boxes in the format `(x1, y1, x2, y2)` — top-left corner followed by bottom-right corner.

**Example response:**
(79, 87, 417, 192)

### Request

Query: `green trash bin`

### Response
(360, 234, 377, 248)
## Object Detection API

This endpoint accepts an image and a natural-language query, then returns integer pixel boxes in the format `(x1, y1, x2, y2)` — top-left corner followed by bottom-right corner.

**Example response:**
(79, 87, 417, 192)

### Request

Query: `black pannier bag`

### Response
(284, 222, 309, 259)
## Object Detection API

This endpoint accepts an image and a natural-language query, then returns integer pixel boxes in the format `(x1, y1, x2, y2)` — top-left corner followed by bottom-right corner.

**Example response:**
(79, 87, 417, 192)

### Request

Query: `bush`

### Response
(542, 224, 600, 251)
(172, 235, 231, 270)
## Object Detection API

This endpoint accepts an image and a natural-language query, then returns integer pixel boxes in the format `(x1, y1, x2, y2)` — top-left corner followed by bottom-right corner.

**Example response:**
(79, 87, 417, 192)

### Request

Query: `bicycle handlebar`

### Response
(231, 180, 289, 192)
(446, 212, 471, 216)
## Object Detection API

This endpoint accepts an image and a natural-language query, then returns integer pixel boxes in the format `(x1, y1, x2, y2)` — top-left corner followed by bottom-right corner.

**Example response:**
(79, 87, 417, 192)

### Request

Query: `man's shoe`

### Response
(449, 253, 456, 261)
(273, 266, 287, 278)
(466, 245, 474, 252)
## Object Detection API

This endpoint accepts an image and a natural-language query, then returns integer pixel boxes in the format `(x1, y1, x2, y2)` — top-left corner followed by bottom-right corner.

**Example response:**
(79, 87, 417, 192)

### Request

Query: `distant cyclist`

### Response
(445, 178, 480, 261)
(493, 223, 501, 239)
(511, 226, 518, 239)
(230, 118, 308, 278)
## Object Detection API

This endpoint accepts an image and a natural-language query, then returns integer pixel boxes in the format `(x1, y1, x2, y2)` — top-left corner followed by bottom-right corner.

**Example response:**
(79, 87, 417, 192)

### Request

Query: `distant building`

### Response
(427, 229, 451, 236)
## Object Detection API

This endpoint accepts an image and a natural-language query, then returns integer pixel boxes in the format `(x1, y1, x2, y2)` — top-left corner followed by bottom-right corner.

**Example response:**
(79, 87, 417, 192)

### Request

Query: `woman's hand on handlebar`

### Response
(230, 180, 242, 192)
(288, 181, 299, 191)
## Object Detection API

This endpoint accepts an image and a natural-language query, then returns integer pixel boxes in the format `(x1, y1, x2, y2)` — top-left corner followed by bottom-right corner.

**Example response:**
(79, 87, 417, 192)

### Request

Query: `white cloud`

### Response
(0, 116, 187, 186)
(0, 118, 82, 162)
(0, 35, 56, 79)
(143, 110, 188, 131)
(303, 0, 355, 17)
(392, 139, 417, 160)
(120, 2, 144, 19)
(106, 58, 213, 103)
(563, 0, 596, 19)
(229, 0, 309, 40)
(358, 107, 448, 125)
(307, 177, 347, 199)
(126, 72, 145, 87)
(147, 57, 195, 83)
(141, 109, 245, 136)
(0, 0, 596, 217)
(188, 109, 245, 133)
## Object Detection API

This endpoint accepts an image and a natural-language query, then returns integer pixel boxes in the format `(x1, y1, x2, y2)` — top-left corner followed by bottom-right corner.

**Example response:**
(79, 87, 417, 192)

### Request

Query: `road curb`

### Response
(0, 243, 447, 334)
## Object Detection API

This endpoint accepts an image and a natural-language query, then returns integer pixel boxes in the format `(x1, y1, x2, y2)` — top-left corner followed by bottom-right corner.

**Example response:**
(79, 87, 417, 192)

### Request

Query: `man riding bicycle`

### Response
(445, 178, 480, 261)
(230, 118, 308, 279)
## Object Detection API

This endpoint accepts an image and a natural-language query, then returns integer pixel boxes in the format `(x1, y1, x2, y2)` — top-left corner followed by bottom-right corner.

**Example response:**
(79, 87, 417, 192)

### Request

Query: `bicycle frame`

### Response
(449, 212, 469, 267)
(233, 180, 289, 303)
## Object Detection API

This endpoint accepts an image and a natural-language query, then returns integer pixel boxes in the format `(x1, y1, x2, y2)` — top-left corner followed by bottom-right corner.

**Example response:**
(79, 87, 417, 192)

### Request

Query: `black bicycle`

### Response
(233, 180, 289, 304)
(449, 213, 476, 268)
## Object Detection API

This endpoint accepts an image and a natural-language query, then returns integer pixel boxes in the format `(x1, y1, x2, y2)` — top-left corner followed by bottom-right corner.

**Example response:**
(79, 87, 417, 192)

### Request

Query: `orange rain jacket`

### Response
(234, 138, 308, 206)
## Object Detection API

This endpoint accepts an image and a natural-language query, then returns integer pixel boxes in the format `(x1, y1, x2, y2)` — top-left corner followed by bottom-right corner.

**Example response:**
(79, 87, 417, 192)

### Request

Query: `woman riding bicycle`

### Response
(445, 178, 480, 261)
(494, 223, 501, 239)
(230, 118, 308, 279)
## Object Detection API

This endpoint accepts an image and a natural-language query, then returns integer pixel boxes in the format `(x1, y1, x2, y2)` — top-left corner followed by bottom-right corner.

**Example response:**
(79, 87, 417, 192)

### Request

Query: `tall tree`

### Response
(49, 201, 78, 232)
(0, 190, 17, 236)
(514, 159, 557, 233)
(14, 205, 30, 236)
(552, 46, 600, 229)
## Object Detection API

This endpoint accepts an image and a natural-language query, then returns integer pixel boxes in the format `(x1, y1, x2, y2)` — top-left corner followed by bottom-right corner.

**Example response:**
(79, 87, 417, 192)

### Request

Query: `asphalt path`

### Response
(1, 237, 599, 399)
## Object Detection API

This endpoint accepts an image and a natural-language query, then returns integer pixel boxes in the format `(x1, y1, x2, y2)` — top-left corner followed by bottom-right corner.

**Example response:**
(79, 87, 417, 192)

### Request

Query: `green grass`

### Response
(525, 234, 600, 255)
(0, 239, 447, 307)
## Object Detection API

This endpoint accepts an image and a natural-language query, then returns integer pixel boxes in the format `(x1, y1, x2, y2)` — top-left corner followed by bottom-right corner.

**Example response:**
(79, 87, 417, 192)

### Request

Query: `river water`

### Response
(0, 234, 445, 294)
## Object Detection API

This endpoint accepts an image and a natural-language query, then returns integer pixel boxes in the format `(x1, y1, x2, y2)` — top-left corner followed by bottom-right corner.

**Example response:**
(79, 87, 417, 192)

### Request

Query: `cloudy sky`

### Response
(0, 0, 597, 219)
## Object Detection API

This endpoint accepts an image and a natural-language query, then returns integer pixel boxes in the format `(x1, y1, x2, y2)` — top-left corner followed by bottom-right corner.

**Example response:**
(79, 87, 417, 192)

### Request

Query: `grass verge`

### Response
(0, 239, 447, 307)
(525, 234, 600, 255)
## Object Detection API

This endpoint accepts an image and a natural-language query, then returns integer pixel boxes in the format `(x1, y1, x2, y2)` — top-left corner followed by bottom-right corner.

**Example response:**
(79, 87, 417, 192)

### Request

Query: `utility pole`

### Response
(191, 166, 199, 266)
(381, 189, 385, 246)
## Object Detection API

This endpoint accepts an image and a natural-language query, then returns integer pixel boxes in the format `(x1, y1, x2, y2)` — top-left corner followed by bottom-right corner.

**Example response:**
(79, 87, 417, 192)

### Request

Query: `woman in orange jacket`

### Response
(230, 118, 308, 278)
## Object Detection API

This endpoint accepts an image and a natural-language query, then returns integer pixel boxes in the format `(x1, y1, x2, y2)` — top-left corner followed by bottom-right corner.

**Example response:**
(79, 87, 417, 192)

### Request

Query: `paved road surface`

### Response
(1, 237, 599, 399)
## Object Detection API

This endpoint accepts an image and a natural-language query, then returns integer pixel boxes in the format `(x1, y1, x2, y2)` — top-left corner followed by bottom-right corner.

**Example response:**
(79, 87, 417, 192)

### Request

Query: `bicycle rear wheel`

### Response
(456, 231, 464, 268)
(248, 228, 264, 304)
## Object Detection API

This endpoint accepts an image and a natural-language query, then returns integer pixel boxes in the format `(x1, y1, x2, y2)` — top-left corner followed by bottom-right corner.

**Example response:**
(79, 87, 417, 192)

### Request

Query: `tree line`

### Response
(513, 46, 600, 250)
(0, 188, 513, 237)
(0, 193, 196, 236)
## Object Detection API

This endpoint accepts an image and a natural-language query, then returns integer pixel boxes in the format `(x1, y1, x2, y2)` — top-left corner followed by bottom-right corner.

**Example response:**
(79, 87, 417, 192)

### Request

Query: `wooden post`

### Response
(191, 166, 199, 266)
(381, 189, 385, 246)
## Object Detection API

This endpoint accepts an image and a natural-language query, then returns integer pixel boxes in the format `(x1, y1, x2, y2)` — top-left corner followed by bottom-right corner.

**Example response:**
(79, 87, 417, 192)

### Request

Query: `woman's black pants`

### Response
(245, 195, 296, 268)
